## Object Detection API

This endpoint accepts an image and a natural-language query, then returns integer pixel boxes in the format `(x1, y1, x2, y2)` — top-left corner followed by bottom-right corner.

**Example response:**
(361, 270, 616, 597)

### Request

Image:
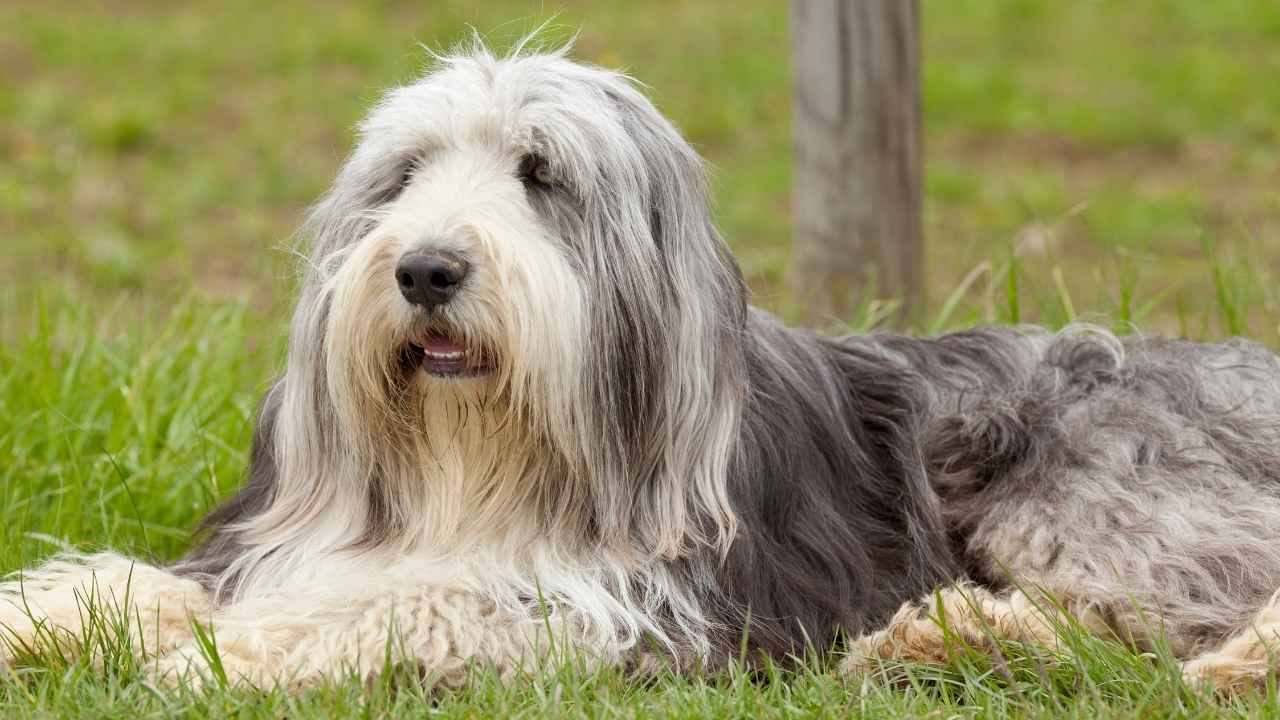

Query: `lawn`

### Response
(2, 1, 1280, 716)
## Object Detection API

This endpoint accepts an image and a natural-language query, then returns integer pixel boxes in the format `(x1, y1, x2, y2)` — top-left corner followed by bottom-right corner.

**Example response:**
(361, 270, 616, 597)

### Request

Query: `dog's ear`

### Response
(564, 81, 747, 555)
(173, 380, 283, 593)
(602, 87, 724, 254)
(600, 82, 747, 324)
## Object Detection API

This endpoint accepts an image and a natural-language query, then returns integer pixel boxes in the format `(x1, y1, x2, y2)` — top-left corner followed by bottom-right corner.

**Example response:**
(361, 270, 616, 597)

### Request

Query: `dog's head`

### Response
(267, 44, 745, 556)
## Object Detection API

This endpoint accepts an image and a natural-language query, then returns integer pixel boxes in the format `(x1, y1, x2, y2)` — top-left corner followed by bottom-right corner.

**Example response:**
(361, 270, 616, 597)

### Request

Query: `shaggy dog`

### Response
(4, 43, 1280, 691)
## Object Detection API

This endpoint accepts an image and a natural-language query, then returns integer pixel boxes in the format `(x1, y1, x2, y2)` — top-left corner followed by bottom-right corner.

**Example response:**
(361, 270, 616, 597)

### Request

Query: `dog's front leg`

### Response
(0, 552, 210, 663)
(154, 582, 613, 690)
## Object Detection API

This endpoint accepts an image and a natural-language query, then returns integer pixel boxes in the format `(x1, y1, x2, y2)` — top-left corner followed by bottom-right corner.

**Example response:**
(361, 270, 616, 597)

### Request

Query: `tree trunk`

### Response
(789, 0, 923, 328)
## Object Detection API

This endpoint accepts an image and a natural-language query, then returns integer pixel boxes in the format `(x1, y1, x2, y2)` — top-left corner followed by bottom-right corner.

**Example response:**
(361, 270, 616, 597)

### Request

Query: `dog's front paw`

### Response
(1181, 652, 1272, 694)
(0, 598, 43, 664)
(153, 643, 274, 690)
(153, 644, 222, 690)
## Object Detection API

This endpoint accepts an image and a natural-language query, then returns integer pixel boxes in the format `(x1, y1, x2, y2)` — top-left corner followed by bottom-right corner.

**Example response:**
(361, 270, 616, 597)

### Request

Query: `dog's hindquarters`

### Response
(846, 328, 1280, 687)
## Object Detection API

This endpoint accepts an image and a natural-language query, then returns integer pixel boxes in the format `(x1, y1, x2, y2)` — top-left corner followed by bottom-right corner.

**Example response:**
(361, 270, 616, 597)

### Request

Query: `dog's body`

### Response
(5, 45, 1280, 690)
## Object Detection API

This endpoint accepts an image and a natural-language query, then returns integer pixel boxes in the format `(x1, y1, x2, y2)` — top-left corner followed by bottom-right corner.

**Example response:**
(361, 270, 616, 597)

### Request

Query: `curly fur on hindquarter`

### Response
(844, 329, 1280, 687)
(6, 41, 1280, 691)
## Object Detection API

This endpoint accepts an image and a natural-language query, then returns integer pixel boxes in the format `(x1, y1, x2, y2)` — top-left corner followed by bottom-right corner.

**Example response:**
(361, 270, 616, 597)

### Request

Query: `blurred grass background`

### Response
(2, 1, 1278, 341)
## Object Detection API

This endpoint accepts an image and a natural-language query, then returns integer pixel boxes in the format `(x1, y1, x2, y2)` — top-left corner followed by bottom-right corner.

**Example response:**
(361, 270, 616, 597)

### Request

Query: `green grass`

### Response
(3, 0, 1280, 716)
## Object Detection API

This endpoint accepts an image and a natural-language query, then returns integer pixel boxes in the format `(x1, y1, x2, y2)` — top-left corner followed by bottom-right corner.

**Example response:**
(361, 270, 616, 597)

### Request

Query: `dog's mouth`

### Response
(401, 330, 495, 379)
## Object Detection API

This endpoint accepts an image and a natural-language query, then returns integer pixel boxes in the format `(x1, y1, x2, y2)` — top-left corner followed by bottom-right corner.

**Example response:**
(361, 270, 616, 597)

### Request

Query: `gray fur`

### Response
(877, 326, 1280, 655)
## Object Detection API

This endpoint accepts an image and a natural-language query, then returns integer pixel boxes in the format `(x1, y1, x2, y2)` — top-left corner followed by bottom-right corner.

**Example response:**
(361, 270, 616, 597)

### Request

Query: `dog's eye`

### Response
(396, 164, 415, 193)
(517, 154, 555, 188)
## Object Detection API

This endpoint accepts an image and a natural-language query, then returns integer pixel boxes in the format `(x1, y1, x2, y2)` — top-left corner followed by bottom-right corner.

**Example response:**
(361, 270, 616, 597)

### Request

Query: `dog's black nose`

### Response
(395, 250, 470, 308)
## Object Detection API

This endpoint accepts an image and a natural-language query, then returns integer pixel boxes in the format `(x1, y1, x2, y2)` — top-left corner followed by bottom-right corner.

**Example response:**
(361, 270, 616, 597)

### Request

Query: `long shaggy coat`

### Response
(4, 43, 1280, 691)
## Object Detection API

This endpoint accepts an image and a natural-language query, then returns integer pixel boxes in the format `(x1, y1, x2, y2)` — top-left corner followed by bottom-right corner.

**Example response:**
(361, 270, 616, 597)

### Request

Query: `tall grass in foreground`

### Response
(4, 278, 1280, 717)
(0, 295, 276, 575)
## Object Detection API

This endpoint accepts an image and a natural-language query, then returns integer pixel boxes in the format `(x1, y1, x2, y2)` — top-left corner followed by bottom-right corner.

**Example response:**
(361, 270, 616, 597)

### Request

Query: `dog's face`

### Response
(302, 50, 744, 449)
(321, 54, 602, 413)
(266, 48, 746, 558)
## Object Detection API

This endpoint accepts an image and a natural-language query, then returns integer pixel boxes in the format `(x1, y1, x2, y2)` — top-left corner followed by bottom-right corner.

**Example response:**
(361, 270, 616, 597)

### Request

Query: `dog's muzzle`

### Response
(394, 250, 494, 379)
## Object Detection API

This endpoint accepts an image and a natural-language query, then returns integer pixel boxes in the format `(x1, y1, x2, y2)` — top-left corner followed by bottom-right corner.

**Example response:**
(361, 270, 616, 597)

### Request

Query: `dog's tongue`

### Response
(421, 332, 465, 356)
